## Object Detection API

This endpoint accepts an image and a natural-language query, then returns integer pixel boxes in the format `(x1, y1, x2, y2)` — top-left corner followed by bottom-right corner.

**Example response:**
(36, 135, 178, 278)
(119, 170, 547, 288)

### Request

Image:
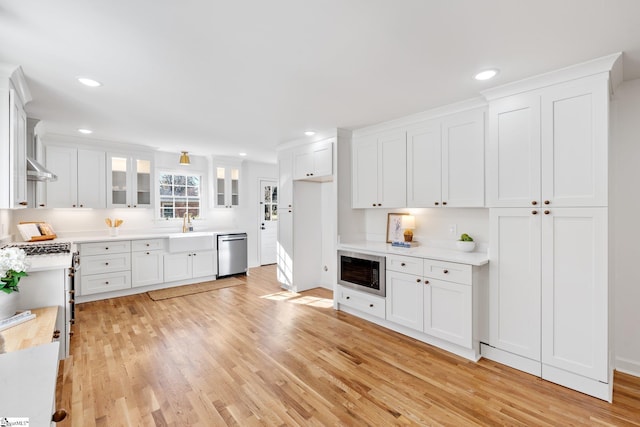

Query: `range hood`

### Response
(26, 157, 57, 182)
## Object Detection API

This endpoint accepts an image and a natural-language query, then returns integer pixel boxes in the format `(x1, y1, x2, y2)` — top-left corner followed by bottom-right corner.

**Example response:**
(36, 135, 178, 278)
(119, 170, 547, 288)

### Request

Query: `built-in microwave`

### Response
(337, 250, 386, 297)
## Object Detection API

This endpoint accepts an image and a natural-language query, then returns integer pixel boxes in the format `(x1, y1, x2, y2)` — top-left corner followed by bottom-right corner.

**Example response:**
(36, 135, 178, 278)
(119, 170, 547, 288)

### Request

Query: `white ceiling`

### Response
(2, 0, 640, 164)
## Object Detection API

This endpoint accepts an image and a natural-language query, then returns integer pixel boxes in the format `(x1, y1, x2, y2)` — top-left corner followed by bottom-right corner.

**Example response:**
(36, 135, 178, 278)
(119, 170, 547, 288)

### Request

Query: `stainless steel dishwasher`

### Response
(217, 233, 248, 277)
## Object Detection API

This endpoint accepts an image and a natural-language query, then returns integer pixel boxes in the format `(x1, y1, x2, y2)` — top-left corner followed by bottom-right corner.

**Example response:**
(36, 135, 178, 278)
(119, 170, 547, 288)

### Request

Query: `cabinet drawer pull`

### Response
(105, 281, 109, 285)
(105, 247, 109, 250)
(105, 262, 109, 265)
(69, 290, 75, 295)
(531, 200, 538, 205)
(532, 210, 538, 215)
(424, 280, 429, 285)
(416, 278, 421, 283)
(39, 203, 45, 207)
(69, 299, 75, 304)
(369, 303, 374, 308)
(146, 252, 150, 255)
(377, 203, 382, 206)
(346, 296, 350, 300)
(72, 204, 76, 208)
(146, 243, 150, 246)
(544, 200, 550, 205)
(442, 201, 447, 206)
(69, 331, 74, 337)
(544, 210, 550, 215)
(401, 262, 406, 266)
(52, 409, 68, 422)
(443, 270, 449, 274)
(434, 201, 439, 206)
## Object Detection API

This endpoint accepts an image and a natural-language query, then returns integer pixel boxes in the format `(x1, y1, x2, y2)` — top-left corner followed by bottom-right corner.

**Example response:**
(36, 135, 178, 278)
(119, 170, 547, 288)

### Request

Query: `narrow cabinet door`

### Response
(541, 207, 608, 381)
(378, 130, 407, 208)
(386, 270, 423, 331)
(424, 278, 472, 348)
(44, 145, 78, 208)
(406, 121, 441, 207)
(77, 149, 106, 208)
(442, 109, 485, 207)
(489, 208, 541, 362)
(541, 76, 608, 207)
(486, 94, 541, 207)
(352, 136, 379, 208)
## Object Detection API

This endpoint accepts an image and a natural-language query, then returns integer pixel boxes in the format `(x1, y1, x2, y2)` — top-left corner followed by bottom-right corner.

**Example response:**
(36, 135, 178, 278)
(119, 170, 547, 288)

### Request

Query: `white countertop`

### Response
(339, 241, 489, 266)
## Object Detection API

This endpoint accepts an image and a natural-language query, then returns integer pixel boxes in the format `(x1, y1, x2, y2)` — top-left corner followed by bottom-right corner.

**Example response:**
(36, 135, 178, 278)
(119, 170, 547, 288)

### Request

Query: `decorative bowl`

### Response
(456, 241, 476, 252)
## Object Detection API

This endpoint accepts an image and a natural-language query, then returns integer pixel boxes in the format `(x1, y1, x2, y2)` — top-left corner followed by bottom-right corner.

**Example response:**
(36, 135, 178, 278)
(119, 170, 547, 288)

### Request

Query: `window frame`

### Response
(157, 169, 205, 220)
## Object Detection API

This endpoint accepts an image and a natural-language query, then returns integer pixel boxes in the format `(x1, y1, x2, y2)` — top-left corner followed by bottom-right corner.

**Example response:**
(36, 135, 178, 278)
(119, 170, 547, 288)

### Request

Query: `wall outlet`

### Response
(448, 224, 457, 236)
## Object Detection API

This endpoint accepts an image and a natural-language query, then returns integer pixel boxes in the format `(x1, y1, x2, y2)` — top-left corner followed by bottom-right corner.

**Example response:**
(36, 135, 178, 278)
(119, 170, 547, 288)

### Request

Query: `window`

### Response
(159, 172, 201, 219)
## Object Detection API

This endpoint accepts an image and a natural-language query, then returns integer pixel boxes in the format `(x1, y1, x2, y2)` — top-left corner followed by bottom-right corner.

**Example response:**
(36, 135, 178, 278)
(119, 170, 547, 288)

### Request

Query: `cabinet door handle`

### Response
(377, 203, 382, 206)
(105, 281, 109, 284)
(193, 253, 197, 256)
(146, 243, 150, 247)
(434, 202, 439, 206)
(369, 303, 374, 308)
(532, 210, 538, 215)
(105, 262, 109, 265)
(442, 201, 447, 206)
(105, 247, 109, 250)
(424, 280, 430, 285)
(401, 262, 406, 266)
(531, 200, 538, 205)
(416, 278, 421, 283)
(544, 200, 550, 205)
(72, 204, 76, 208)
(544, 210, 550, 215)
(372, 203, 376, 207)
(39, 204, 45, 207)
(443, 270, 449, 274)
(69, 299, 75, 304)
(346, 296, 350, 300)
(19, 201, 28, 206)
(146, 252, 150, 255)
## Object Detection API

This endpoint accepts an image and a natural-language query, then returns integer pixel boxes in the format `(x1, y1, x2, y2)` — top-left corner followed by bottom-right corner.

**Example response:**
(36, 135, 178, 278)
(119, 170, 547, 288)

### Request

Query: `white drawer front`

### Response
(337, 286, 385, 319)
(131, 239, 166, 252)
(81, 240, 131, 256)
(82, 253, 131, 275)
(386, 254, 423, 276)
(423, 259, 471, 285)
(81, 271, 131, 295)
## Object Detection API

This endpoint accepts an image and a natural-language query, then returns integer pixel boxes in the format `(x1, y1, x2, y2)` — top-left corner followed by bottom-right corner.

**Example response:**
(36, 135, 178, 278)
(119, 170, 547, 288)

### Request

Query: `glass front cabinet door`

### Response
(215, 164, 240, 208)
(107, 153, 153, 208)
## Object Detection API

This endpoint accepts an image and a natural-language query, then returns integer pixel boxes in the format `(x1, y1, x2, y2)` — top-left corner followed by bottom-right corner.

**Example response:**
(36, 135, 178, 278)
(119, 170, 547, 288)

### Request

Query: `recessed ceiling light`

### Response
(77, 77, 102, 87)
(474, 69, 499, 81)
(78, 128, 93, 134)
(239, 152, 247, 157)
(304, 130, 316, 136)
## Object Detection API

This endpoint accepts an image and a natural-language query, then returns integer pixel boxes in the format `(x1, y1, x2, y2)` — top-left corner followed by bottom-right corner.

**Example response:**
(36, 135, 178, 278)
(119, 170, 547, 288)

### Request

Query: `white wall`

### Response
(612, 78, 640, 376)
(363, 208, 489, 251)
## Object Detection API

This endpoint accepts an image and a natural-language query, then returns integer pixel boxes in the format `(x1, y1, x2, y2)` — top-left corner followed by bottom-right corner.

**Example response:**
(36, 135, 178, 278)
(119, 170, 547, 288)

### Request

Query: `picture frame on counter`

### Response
(386, 213, 408, 243)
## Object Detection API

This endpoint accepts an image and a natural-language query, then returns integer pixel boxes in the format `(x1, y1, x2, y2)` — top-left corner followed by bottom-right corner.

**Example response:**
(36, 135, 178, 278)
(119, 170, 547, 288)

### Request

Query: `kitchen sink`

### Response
(167, 232, 215, 253)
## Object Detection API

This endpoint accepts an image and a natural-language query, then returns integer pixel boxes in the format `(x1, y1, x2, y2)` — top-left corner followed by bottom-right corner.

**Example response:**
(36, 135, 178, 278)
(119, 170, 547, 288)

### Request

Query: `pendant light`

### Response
(179, 151, 190, 165)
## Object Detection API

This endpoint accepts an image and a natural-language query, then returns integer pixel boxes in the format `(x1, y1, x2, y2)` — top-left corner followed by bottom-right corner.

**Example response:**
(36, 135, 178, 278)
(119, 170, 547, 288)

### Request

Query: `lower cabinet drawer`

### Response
(82, 253, 131, 275)
(337, 286, 385, 319)
(80, 271, 132, 295)
(423, 259, 472, 285)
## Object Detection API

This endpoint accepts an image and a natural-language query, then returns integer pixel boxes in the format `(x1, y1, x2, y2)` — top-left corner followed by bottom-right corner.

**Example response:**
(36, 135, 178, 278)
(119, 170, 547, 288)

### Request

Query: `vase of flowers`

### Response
(0, 247, 29, 320)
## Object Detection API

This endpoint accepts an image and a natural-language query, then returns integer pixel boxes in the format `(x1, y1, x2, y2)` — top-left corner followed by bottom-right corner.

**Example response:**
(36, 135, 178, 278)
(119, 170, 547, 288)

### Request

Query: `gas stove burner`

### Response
(3, 241, 71, 256)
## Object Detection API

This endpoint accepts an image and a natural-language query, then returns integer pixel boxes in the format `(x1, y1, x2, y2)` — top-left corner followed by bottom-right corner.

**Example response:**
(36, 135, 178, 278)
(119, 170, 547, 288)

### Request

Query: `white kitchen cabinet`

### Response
(488, 209, 541, 367)
(487, 207, 609, 389)
(107, 153, 153, 208)
(214, 162, 240, 208)
(487, 75, 608, 208)
(44, 145, 106, 208)
(385, 254, 474, 349)
(386, 270, 423, 330)
(131, 239, 165, 288)
(423, 278, 472, 348)
(541, 207, 608, 382)
(78, 241, 132, 296)
(293, 139, 333, 181)
(163, 250, 217, 283)
(352, 129, 406, 208)
(336, 285, 386, 320)
(407, 109, 485, 208)
(0, 69, 29, 209)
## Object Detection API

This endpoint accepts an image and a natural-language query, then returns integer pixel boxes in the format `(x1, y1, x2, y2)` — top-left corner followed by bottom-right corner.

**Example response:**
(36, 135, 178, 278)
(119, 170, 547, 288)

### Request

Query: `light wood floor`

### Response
(56, 265, 640, 426)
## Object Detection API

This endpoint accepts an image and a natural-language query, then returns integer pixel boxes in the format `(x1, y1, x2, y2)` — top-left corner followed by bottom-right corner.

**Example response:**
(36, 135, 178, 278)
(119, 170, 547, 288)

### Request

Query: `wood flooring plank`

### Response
(54, 265, 640, 426)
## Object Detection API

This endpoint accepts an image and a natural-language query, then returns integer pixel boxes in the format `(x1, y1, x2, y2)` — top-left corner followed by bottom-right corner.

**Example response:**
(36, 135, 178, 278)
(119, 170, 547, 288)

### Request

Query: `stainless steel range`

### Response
(3, 241, 72, 255)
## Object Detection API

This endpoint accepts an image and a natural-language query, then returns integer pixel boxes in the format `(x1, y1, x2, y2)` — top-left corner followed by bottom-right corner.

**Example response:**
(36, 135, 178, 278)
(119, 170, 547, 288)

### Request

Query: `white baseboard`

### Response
(615, 357, 640, 378)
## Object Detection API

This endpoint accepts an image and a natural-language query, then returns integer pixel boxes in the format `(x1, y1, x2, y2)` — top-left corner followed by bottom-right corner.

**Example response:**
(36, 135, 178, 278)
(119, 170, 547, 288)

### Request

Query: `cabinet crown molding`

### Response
(481, 52, 622, 101)
(0, 64, 32, 105)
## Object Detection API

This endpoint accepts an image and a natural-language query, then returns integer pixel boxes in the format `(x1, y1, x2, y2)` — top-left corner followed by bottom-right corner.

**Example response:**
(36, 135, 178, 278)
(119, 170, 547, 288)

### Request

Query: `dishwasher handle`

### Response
(218, 235, 247, 242)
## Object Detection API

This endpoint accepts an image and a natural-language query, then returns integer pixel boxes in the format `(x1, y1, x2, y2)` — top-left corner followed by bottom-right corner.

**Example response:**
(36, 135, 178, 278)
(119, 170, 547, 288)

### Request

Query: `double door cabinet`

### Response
(292, 140, 333, 181)
(483, 71, 613, 400)
(351, 107, 485, 209)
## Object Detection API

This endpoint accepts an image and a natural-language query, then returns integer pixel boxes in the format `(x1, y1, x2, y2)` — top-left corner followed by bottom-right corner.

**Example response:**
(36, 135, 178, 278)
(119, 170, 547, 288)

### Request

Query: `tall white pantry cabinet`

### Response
(482, 53, 621, 401)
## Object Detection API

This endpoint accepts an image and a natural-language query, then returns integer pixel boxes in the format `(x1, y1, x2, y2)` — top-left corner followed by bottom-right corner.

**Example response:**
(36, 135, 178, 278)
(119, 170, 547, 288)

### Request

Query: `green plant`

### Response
(459, 233, 473, 242)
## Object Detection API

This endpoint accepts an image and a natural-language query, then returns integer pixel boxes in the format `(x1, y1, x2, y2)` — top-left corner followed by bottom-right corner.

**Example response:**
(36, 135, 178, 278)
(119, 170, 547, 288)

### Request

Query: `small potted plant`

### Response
(456, 233, 476, 252)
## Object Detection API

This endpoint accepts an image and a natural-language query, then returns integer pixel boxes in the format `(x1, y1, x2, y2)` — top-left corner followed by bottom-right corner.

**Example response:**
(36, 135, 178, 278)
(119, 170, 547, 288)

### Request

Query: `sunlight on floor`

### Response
(260, 291, 334, 308)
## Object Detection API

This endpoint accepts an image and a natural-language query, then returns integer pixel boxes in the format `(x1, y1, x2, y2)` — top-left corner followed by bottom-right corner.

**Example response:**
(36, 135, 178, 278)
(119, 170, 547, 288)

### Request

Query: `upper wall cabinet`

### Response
(352, 129, 406, 208)
(293, 139, 333, 181)
(107, 153, 153, 208)
(44, 145, 106, 208)
(214, 161, 240, 208)
(407, 109, 485, 208)
(487, 74, 609, 208)
(0, 67, 30, 209)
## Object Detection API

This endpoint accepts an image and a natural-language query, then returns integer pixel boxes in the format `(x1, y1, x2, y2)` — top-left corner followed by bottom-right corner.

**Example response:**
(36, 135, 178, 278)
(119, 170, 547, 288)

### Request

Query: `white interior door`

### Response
(259, 179, 278, 265)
